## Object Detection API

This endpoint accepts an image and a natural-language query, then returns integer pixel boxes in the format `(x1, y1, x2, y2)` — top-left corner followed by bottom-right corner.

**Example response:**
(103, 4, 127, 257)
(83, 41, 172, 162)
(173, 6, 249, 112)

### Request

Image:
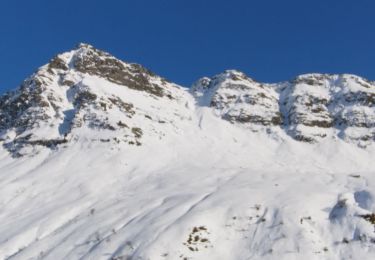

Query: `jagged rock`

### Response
(48, 56, 69, 72)
(283, 74, 334, 142)
(194, 72, 375, 144)
(192, 70, 282, 129)
(73, 89, 98, 108)
(73, 44, 167, 97)
(0, 43, 182, 156)
(108, 97, 135, 117)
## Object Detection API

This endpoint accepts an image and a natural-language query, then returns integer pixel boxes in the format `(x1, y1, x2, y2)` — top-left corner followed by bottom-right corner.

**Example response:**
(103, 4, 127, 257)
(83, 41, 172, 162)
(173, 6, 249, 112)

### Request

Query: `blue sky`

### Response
(0, 0, 374, 93)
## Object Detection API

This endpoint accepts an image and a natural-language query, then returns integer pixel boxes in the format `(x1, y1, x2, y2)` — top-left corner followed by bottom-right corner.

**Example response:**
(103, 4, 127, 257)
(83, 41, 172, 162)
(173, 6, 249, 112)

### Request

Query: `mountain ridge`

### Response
(2, 43, 375, 157)
(1, 44, 375, 259)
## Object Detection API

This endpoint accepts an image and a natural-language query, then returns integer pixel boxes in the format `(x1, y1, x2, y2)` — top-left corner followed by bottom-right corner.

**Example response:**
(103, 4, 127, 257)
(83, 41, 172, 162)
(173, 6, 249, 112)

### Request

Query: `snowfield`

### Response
(1, 44, 375, 259)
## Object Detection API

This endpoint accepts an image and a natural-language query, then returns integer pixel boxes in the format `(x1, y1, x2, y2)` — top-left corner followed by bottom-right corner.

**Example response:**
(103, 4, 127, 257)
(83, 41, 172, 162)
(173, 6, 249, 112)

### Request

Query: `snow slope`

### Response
(1, 44, 375, 260)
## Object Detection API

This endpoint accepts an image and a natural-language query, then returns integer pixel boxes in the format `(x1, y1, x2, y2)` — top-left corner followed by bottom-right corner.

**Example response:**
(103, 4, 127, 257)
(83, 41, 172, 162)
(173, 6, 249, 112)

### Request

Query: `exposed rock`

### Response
(48, 56, 69, 72)
(73, 89, 98, 108)
(194, 72, 375, 144)
(108, 97, 135, 117)
(192, 70, 282, 128)
(73, 44, 167, 97)
(0, 44, 181, 156)
(2, 44, 375, 157)
(283, 75, 334, 141)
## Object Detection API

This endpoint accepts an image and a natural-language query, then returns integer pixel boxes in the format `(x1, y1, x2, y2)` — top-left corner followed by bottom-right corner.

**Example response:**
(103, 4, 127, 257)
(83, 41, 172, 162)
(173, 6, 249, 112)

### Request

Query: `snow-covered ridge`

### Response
(1, 43, 375, 157)
(2, 44, 375, 259)
(192, 71, 375, 145)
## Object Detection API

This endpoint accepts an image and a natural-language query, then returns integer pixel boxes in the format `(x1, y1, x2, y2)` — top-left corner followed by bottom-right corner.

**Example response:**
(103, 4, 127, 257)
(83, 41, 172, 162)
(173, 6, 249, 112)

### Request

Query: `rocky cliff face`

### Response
(283, 74, 375, 144)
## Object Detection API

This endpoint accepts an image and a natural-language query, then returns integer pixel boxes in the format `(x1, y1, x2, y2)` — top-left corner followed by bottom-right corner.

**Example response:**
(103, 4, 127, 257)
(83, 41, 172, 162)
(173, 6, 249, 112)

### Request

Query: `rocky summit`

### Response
(1, 44, 375, 260)
(0, 44, 183, 157)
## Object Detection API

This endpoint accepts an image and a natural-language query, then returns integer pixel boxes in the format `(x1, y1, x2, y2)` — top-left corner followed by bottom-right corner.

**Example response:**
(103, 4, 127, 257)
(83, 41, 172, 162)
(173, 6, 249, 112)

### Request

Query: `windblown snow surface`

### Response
(1, 44, 375, 260)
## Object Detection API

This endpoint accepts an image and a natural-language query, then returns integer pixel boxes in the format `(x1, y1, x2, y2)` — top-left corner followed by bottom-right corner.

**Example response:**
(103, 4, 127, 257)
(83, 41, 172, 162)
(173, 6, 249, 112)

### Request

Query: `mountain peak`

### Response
(221, 69, 252, 80)
(0, 44, 184, 157)
(46, 43, 101, 73)
(76, 42, 95, 50)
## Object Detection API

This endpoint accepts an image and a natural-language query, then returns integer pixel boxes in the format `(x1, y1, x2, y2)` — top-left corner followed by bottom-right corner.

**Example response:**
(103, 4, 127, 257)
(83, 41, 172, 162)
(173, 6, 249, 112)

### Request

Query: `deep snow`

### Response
(1, 44, 375, 260)
(1, 107, 375, 259)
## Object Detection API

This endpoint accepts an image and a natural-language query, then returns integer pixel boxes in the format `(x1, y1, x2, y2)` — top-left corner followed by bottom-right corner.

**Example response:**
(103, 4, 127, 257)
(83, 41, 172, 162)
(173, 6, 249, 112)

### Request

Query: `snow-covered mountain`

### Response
(192, 70, 375, 145)
(0, 43, 192, 158)
(1, 44, 375, 260)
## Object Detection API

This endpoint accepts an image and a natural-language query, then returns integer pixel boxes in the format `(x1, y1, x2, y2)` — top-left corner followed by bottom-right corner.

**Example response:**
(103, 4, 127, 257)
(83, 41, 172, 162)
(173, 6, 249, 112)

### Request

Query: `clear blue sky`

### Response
(0, 0, 374, 93)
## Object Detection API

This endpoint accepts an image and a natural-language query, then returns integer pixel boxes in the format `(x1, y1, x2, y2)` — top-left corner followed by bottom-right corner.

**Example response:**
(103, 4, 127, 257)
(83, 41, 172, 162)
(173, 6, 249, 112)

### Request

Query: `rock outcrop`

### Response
(193, 71, 375, 145)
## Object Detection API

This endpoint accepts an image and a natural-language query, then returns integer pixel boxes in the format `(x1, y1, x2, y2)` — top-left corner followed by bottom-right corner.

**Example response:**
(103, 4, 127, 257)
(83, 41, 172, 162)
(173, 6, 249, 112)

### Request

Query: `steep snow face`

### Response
(1, 45, 375, 260)
(193, 71, 375, 145)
